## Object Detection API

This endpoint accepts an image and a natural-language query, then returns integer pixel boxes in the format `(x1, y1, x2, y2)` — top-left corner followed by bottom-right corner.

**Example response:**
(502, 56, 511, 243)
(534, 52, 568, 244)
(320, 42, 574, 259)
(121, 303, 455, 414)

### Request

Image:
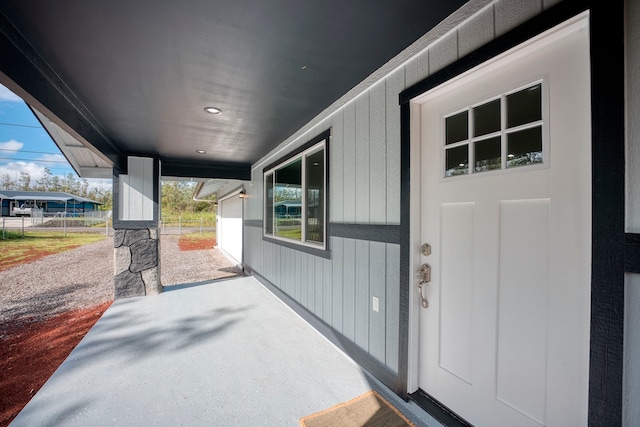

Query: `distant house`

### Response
(274, 200, 301, 218)
(0, 190, 101, 217)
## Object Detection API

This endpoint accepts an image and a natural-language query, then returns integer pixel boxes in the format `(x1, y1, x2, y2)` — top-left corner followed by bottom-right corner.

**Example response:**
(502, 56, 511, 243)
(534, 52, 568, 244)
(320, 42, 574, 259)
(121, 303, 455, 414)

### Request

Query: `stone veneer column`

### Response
(113, 228, 162, 298)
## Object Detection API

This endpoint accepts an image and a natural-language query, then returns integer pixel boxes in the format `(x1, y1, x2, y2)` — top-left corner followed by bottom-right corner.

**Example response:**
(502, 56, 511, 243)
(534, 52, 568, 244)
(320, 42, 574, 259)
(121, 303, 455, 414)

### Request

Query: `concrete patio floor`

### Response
(10, 276, 441, 426)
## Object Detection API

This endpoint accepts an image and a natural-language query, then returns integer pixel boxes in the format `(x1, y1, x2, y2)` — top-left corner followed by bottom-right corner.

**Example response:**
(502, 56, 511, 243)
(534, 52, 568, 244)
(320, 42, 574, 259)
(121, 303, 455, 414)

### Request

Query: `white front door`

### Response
(415, 16, 591, 427)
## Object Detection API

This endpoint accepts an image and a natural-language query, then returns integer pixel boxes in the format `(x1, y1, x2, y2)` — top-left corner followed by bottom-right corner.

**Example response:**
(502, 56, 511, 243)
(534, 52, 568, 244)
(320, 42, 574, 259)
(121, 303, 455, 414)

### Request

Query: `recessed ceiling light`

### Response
(196, 150, 206, 154)
(204, 106, 222, 115)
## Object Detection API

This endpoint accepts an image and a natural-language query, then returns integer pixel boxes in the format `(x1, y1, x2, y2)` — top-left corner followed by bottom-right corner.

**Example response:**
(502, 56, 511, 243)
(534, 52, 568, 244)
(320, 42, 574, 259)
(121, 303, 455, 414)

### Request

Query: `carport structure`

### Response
(0, 1, 637, 426)
(0, 190, 101, 217)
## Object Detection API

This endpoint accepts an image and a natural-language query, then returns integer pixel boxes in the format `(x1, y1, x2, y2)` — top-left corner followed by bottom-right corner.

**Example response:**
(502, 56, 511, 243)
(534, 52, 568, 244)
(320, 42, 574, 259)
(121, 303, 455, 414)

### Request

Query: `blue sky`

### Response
(0, 83, 110, 190)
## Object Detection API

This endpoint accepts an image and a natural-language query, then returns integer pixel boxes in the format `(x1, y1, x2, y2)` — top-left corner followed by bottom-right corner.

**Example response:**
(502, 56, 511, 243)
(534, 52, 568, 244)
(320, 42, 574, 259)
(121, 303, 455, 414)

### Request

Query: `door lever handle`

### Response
(418, 283, 429, 308)
(418, 263, 431, 309)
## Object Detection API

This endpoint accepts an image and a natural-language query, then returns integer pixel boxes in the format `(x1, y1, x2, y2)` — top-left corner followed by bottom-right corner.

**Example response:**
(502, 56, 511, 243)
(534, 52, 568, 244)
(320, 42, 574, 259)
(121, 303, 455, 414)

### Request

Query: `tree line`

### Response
(0, 168, 112, 209)
(0, 169, 216, 215)
(160, 181, 215, 216)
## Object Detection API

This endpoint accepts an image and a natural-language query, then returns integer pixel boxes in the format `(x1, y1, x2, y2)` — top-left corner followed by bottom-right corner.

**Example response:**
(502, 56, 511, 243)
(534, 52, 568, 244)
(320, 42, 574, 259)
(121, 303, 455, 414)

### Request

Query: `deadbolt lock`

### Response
(421, 243, 431, 256)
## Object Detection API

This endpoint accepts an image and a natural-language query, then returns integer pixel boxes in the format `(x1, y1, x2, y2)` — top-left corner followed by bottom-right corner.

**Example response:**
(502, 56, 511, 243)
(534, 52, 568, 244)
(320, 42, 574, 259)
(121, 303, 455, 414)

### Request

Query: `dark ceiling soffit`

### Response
(160, 159, 251, 181)
(0, 11, 122, 164)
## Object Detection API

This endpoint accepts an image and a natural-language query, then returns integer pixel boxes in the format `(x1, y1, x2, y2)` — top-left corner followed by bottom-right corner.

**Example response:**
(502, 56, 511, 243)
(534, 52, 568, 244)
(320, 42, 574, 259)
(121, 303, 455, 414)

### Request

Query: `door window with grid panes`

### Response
(444, 82, 545, 178)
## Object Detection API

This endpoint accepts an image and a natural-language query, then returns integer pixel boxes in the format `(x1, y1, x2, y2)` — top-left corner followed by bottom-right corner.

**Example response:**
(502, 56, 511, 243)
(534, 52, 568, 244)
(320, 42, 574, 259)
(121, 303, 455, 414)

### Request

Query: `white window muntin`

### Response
(441, 79, 549, 179)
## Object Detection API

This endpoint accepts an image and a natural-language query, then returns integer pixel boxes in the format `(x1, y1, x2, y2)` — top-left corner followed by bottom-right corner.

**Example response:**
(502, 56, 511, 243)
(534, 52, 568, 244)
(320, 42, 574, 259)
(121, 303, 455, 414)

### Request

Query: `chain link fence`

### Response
(0, 211, 216, 239)
(159, 216, 214, 235)
(1, 213, 216, 239)
(1, 211, 112, 238)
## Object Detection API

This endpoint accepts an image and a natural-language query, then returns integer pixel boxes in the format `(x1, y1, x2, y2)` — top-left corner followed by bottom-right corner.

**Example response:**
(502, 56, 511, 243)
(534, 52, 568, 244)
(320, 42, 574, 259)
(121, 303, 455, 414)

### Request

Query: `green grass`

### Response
(1, 230, 26, 240)
(276, 228, 302, 240)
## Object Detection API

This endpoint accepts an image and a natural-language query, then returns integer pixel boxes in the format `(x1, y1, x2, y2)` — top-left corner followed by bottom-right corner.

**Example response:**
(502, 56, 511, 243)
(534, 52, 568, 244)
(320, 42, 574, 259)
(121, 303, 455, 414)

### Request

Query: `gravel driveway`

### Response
(0, 234, 243, 323)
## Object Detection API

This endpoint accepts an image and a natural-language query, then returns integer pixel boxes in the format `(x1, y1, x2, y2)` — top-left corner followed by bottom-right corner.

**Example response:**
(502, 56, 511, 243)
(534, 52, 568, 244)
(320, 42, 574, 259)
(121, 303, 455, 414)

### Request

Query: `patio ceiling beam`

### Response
(77, 166, 114, 179)
(160, 159, 251, 181)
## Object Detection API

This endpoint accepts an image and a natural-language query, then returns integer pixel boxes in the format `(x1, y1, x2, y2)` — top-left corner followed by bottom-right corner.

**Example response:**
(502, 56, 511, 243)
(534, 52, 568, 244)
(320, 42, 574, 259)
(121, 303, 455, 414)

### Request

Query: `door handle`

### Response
(418, 263, 431, 309)
(418, 283, 429, 308)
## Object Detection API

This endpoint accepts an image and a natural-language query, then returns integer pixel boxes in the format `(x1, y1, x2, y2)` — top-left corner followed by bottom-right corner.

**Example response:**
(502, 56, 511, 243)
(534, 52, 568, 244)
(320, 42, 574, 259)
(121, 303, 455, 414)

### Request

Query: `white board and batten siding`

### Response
(118, 156, 155, 221)
(244, 0, 579, 384)
(244, 228, 401, 372)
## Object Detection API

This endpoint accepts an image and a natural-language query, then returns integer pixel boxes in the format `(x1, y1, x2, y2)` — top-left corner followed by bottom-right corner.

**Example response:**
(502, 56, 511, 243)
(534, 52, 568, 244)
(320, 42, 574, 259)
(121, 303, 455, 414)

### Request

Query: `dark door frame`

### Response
(398, 1, 627, 425)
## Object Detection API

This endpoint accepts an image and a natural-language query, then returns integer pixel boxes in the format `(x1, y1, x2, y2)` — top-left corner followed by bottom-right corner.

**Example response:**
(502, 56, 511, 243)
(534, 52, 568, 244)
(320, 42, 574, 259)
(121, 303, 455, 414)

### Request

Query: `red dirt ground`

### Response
(0, 246, 80, 272)
(0, 302, 112, 427)
(0, 236, 210, 426)
(177, 235, 216, 251)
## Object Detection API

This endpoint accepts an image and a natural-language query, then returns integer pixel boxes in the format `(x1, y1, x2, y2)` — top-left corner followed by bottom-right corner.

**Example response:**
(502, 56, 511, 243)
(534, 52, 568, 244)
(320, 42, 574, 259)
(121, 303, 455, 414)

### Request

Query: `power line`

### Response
(0, 148, 62, 155)
(0, 157, 69, 164)
(32, 167, 74, 173)
(0, 121, 42, 129)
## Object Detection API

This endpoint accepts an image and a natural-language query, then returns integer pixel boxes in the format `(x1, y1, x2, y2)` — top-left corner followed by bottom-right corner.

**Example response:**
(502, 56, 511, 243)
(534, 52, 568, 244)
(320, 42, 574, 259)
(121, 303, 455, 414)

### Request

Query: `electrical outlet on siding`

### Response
(372, 296, 380, 313)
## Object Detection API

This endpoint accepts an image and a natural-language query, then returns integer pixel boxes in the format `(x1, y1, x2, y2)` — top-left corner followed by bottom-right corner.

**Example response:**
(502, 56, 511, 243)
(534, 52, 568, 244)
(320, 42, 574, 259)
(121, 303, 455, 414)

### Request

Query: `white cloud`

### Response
(0, 85, 21, 102)
(37, 153, 66, 163)
(0, 139, 24, 152)
(0, 161, 48, 183)
(85, 178, 112, 191)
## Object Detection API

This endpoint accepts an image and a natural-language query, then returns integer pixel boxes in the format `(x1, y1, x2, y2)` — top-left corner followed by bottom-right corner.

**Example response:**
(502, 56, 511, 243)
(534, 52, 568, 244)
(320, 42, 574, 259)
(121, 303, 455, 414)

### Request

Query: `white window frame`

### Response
(263, 139, 327, 250)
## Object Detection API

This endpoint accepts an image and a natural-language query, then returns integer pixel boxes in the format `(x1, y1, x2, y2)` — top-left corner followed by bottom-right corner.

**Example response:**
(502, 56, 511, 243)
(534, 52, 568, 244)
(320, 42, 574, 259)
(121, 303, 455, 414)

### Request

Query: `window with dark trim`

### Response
(263, 136, 327, 250)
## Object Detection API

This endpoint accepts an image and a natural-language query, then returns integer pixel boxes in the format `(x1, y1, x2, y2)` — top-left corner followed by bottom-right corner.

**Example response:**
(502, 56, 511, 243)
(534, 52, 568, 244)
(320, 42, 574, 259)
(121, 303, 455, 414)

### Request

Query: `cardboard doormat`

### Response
(300, 390, 416, 427)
